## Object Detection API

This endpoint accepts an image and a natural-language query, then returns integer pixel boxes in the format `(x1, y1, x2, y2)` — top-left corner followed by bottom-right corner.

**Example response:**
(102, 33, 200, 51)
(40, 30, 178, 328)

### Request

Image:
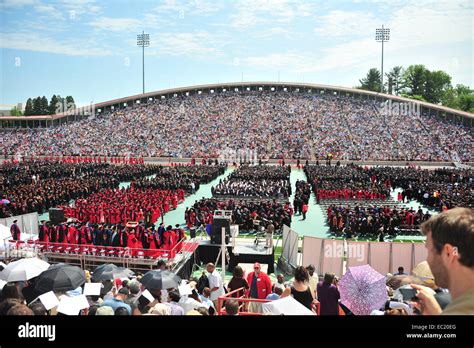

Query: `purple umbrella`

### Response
(0, 199, 10, 205)
(338, 264, 388, 315)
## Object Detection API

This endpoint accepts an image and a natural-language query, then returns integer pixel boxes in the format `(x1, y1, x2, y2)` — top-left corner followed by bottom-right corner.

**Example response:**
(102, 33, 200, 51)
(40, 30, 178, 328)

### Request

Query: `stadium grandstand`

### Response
(2, 2, 474, 346)
(0, 82, 472, 163)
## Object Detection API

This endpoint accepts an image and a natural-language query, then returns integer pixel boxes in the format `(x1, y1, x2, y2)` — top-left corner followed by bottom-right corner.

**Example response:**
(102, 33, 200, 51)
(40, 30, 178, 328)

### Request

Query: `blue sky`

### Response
(1, 0, 473, 106)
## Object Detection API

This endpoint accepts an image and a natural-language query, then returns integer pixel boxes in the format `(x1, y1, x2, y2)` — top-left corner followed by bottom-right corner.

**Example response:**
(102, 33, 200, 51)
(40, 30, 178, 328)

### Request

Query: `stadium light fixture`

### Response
(375, 25, 390, 93)
(137, 31, 150, 94)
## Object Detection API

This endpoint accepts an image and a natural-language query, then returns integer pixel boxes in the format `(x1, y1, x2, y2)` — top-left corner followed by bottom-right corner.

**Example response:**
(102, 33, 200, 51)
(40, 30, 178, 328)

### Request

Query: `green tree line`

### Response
(358, 65, 474, 113)
(23, 95, 76, 116)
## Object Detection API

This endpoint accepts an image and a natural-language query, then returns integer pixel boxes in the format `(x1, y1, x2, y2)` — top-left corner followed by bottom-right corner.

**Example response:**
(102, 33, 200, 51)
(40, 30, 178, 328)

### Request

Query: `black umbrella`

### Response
(140, 270, 181, 290)
(35, 263, 86, 293)
(91, 264, 134, 282)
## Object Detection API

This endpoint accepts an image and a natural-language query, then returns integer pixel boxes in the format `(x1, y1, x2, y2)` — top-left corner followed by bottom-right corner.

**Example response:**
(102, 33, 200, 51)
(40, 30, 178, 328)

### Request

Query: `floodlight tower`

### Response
(375, 26, 390, 93)
(137, 31, 150, 94)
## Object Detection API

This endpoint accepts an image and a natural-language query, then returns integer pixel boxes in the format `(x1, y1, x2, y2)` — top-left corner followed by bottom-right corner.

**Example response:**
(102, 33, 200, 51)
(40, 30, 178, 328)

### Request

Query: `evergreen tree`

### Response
(358, 68, 382, 92)
(24, 98, 33, 116)
(33, 97, 42, 115)
(41, 96, 49, 115)
(65, 96, 76, 110)
(49, 95, 59, 114)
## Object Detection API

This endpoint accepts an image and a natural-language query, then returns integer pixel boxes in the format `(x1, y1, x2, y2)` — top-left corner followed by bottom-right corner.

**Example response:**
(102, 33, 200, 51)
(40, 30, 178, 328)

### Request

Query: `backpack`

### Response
(197, 272, 210, 294)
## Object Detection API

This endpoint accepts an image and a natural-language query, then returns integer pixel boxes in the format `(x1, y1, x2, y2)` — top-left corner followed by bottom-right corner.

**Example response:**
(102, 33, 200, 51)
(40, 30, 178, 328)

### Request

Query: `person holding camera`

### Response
(317, 272, 341, 315)
(411, 208, 474, 315)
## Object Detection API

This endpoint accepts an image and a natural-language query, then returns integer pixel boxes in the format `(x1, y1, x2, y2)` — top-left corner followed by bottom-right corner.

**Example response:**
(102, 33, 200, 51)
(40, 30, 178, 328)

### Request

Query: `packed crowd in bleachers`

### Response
(212, 165, 291, 199)
(1, 92, 472, 161)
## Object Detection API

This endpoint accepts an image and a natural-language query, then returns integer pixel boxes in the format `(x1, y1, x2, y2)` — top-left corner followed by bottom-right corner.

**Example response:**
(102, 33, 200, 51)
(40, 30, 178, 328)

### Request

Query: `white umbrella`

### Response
(262, 296, 315, 315)
(0, 257, 50, 282)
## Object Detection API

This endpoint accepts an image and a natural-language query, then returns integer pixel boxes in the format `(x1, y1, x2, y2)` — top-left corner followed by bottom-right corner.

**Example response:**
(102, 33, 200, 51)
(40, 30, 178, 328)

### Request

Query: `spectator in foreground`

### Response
(101, 287, 132, 315)
(166, 291, 185, 316)
(273, 274, 286, 292)
(306, 264, 318, 298)
(149, 303, 171, 316)
(0, 283, 24, 303)
(199, 287, 215, 314)
(412, 208, 474, 315)
(114, 307, 130, 316)
(7, 304, 34, 316)
(206, 263, 224, 309)
(227, 266, 249, 298)
(225, 300, 239, 315)
(246, 263, 272, 313)
(317, 272, 340, 315)
(28, 301, 48, 316)
(281, 266, 316, 310)
(95, 306, 114, 316)
(266, 285, 283, 301)
(394, 267, 407, 276)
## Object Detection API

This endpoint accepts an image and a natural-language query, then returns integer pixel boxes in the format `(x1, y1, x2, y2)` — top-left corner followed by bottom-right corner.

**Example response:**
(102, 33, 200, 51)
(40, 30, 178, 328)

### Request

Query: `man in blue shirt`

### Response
(101, 287, 132, 315)
(266, 286, 283, 301)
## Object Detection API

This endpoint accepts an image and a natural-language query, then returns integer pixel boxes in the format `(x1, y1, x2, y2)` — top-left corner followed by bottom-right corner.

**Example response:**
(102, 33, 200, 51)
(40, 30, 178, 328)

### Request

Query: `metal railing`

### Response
(217, 287, 270, 315)
(3, 238, 186, 263)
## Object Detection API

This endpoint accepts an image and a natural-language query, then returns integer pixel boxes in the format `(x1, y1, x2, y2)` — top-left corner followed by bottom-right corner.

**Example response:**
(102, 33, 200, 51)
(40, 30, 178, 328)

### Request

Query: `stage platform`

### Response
(196, 239, 275, 274)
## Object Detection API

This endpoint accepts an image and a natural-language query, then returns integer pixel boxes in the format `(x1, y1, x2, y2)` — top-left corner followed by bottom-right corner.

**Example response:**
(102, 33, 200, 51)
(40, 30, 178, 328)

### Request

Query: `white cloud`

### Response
(0, 31, 113, 56)
(253, 27, 292, 39)
(315, 10, 380, 37)
(297, 0, 474, 78)
(230, 0, 316, 28)
(147, 31, 225, 59)
(34, 4, 65, 20)
(59, 0, 101, 16)
(242, 52, 311, 71)
(1, 0, 38, 8)
(153, 0, 224, 16)
(89, 17, 143, 32)
(386, 1, 473, 50)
